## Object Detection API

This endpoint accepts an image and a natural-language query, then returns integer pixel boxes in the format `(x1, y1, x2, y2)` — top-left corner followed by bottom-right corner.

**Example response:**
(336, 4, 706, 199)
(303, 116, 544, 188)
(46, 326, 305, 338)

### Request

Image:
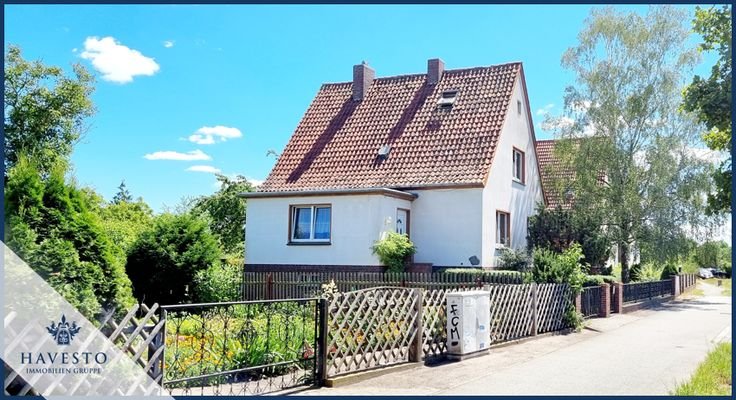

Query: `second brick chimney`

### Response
(427, 58, 445, 85)
(352, 62, 375, 101)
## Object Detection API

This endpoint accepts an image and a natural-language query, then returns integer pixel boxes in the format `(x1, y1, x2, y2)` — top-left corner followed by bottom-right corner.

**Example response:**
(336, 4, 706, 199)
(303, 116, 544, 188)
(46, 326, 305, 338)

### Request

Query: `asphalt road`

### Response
(302, 280, 731, 395)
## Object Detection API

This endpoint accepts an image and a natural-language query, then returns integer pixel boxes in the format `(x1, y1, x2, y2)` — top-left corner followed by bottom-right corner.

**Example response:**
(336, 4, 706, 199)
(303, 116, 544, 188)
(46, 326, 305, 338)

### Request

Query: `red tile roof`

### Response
(536, 139, 582, 209)
(259, 62, 524, 192)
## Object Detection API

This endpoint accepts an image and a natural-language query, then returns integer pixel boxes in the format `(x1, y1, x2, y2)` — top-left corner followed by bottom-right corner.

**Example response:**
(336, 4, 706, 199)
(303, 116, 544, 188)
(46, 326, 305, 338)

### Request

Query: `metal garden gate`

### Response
(159, 298, 322, 395)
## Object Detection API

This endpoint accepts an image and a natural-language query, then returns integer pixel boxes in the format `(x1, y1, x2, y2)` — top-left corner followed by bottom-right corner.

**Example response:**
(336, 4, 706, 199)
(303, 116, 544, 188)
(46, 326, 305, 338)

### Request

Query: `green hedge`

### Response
(582, 274, 619, 287)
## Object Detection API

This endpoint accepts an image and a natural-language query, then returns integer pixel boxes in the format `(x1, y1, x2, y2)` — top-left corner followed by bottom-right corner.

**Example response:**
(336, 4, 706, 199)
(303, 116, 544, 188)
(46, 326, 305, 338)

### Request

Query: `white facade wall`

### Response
(245, 193, 412, 266)
(481, 78, 545, 268)
(409, 188, 483, 267)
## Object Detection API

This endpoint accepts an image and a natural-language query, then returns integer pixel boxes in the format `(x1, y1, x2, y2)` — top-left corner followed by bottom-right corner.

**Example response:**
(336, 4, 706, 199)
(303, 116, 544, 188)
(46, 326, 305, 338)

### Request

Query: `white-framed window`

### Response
(290, 205, 331, 242)
(512, 148, 525, 184)
(496, 211, 510, 246)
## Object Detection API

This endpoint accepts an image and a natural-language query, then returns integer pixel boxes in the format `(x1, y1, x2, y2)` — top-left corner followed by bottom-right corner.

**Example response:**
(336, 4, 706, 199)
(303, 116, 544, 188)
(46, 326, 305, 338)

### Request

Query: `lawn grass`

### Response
(719, 279, 731, 296)
(673, 342, 732, 396)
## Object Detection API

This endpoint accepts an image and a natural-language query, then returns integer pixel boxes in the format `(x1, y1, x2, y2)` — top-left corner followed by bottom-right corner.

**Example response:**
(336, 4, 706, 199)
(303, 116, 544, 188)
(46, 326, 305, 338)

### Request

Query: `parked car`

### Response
(709, 268, 728, 278)
(698, 268, 714, 279)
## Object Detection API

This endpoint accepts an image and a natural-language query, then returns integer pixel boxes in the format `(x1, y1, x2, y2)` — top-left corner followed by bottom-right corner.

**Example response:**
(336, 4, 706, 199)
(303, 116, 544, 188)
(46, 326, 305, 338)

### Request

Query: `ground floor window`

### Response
(290, 205, 331, 242)
(496, 210, 510, 246)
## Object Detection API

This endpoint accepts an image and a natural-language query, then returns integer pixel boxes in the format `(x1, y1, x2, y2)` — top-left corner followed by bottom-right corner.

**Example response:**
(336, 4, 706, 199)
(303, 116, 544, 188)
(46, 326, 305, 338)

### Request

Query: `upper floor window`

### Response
(513, 148, 525, 184)
(291, 205, 331, 243)
(517, 100, 522, 115)
(496, 211, 510, 246)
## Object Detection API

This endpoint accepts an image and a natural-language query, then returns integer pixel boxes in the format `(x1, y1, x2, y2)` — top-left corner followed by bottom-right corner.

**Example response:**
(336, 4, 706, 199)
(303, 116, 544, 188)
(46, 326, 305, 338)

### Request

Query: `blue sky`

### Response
(5, 4, 718, 212)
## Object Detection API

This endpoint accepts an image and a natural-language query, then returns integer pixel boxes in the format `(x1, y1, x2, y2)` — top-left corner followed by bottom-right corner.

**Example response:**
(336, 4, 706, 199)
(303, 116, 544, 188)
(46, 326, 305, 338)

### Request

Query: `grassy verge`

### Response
(719, 279, 731, 296)
(673, 342, 732, 396)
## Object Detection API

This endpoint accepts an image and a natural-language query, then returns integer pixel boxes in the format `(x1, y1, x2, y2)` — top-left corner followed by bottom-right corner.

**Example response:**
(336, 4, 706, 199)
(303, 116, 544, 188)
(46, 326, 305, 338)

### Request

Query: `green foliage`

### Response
(582, 274, 618, 287)
(682, 6, 732, 215)
(4, 45, 95, 176)
(497, 247, 531, 272)
(694, 240, 732, 269)
(660, 263, 680, 280)
(97, 198, 154, 256)
(370, 232, 416, 273)
(526, 206, 611, 270)
(4, 158, 136, 319)
(673, 342, 732, 395)
(636, 263, 664, 282)
(532, 243, 586, 329)
(550, 6, 718, 282)
(112, 180, 133, 204)
(629, 263, 642, 281)
(193, 261, 243, 303)
(190, 174, 254, 257)
(126, 213, 221, 305)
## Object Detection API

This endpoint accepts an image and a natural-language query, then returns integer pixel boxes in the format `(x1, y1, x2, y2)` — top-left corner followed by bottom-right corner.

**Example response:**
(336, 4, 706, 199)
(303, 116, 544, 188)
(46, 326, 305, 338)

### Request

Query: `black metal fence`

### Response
(622, 279, 672, 304)
(679, 273, 697, 294)
(243, 271, 530, 300)
(580, 286, 602, 318)
(160, 298, 322, 395)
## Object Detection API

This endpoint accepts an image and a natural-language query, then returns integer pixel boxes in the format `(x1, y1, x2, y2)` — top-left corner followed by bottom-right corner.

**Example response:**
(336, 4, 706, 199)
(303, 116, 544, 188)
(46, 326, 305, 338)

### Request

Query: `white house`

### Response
(243, 59, 546, 271)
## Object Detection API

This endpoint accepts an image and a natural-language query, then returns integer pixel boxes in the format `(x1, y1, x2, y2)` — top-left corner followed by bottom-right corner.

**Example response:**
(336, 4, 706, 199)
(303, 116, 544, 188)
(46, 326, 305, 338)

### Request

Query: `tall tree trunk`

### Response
(620, 241, 630, 283)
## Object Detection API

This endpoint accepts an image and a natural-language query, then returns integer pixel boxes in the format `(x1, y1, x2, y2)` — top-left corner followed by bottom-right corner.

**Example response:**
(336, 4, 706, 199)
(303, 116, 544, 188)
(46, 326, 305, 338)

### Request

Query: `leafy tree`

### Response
(527, 205, 611, 270)
(112, 180, 133, 204)
(682, 6, 732, 214)
(190, 174, 254, 257)
(4, 158, 136, 318)
(193, 261, 243, 303)
(4, 45, 95, 176)
(97, 197, 154, 256)
(694, 240, 731, 269)
(549, 6, 717, 282)
(126, 213, 221, 305)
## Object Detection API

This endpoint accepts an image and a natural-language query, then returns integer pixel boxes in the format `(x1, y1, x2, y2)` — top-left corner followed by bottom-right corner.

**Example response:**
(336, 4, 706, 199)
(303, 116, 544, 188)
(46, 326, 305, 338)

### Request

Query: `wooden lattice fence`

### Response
(325, 287, 422, 378)
(419, 283, 571, 363)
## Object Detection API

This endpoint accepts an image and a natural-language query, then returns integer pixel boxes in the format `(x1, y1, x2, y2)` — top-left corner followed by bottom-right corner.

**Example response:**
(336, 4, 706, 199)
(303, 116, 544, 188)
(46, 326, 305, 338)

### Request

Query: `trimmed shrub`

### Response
(583, 274, 618, 287)
(660, 263, 679, 280)
(636, 263, 664, 282)
(371, 232, 416, 273)
(497, 247, 531, 272)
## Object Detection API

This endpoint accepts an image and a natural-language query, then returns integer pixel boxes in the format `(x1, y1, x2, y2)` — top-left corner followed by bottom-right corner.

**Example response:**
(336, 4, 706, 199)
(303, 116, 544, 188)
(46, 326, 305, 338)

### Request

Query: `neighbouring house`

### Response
(535, 138, 640, 268)
(242, 59, 545, 272)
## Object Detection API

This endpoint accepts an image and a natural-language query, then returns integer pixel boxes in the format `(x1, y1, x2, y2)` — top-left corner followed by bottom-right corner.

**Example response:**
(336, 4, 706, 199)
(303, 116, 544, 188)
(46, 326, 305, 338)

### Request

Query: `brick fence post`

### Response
(613, 282, 623, 314)
(599, 283, 611, 318)
(575, 292, 582, 314)
(672, 275, 680, 297)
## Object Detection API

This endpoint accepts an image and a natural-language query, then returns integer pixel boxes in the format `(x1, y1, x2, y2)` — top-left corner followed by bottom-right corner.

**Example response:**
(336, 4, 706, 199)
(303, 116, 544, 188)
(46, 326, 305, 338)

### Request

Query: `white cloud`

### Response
(163, 40, 175, 48)
(187, 125, 243, 145)
(144, 149, 211, 161)
(187, 165, 221, 174)
(81, 36, 160, 83)
(246, 177, 264, 186)
(536, 103, 554, 116)
(541, 116, 574, 132)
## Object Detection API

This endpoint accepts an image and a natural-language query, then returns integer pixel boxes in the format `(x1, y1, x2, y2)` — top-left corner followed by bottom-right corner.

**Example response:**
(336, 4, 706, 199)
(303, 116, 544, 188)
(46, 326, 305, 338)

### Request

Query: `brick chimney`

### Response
(427, 58, 445, 85)
(352, 61, 375, 101)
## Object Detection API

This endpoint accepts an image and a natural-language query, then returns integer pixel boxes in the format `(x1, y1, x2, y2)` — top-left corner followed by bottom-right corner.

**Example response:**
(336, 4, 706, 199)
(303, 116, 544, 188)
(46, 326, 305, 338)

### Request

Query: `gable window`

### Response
(496, 211, 510, 246)
(290, 205, 331, 243)
(517, 100, 522, 115)
(512, 148, 525, 184)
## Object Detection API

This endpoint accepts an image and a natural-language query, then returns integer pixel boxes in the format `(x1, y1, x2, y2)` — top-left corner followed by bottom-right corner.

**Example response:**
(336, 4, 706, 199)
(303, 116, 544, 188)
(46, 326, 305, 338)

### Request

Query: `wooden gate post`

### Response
(409, 289, 424, 362)
(316, 298, 329, 385)
(530, 283, 538, 336)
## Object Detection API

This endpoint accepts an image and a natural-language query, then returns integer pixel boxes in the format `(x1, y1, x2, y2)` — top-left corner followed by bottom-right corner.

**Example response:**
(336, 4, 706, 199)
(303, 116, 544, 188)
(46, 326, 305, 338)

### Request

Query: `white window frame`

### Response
(512, 147, 525, 184)
(496, 210, 510, 247)
(290, 205, 331, 243)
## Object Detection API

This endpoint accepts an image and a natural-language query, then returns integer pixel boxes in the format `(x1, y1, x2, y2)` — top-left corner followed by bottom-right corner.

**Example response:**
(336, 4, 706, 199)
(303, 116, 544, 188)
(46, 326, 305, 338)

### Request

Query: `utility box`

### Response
(446, 290, 490, 359)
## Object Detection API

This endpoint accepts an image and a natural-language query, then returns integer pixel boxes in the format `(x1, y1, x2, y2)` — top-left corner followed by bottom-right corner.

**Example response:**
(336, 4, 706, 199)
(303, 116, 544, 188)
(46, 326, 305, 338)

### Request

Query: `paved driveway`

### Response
(301, 281, 731, 395)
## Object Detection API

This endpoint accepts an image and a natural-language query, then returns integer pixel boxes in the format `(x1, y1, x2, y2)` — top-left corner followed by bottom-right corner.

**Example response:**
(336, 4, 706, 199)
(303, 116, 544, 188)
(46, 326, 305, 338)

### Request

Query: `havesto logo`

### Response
(19, 314, 108, 375)
(47, 314, 80, 345)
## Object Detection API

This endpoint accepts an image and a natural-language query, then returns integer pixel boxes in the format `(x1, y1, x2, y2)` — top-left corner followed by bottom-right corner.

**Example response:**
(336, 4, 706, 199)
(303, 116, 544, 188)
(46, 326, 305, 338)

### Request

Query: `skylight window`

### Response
(437, 90, 458, 109)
